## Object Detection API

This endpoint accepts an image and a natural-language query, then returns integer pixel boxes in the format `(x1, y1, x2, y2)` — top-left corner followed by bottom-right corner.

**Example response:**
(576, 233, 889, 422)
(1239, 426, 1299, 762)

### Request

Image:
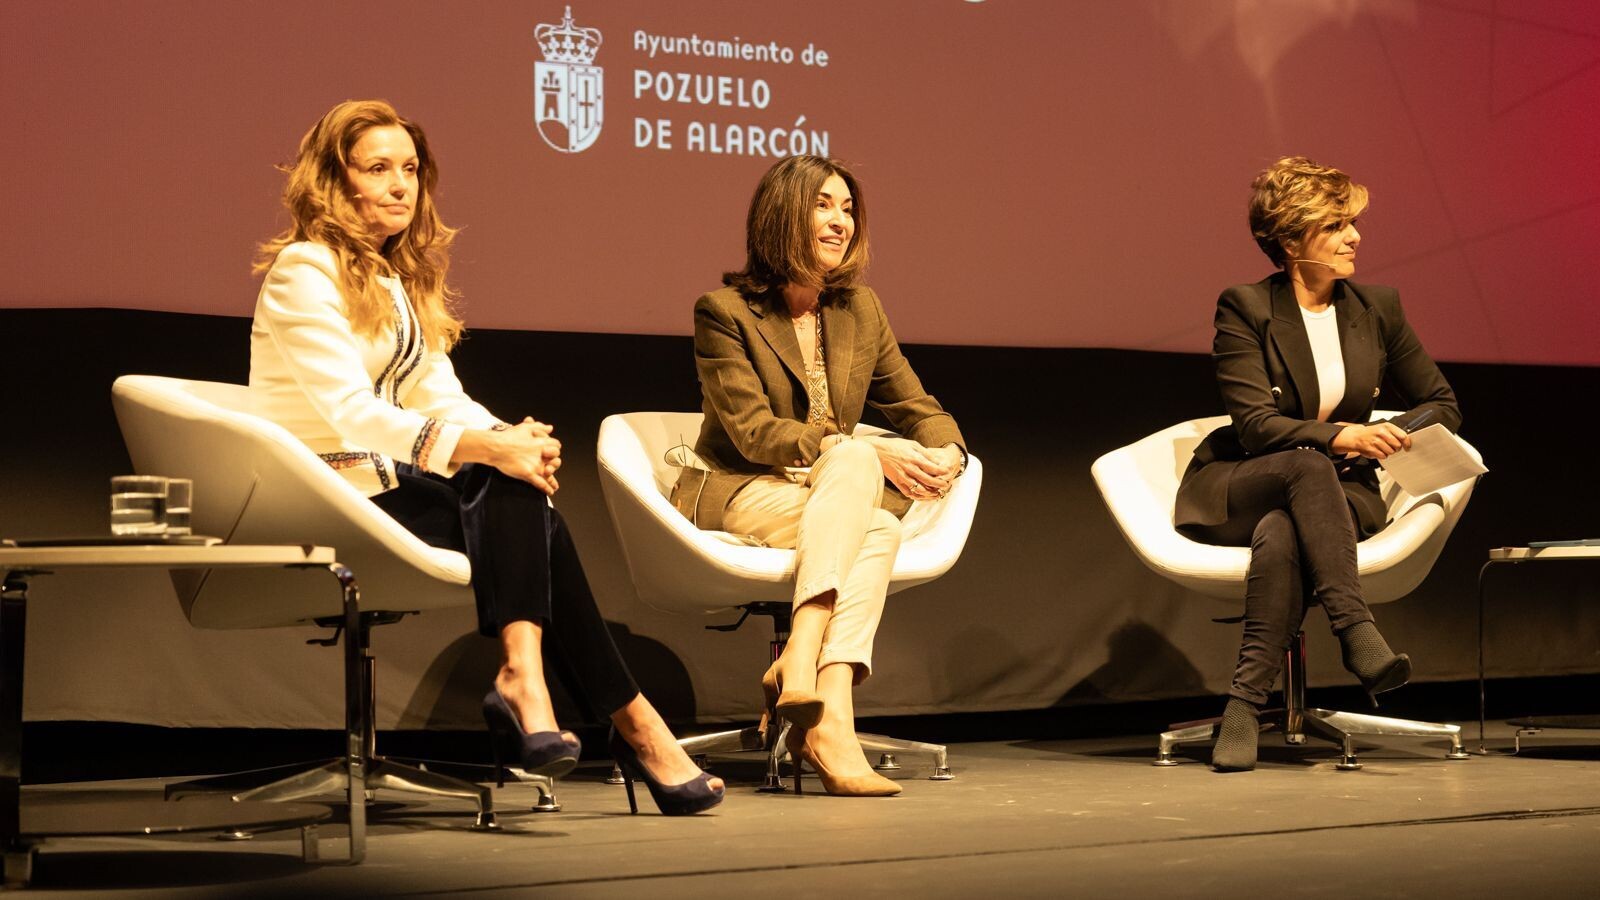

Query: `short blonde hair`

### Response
(1248, 156, 1369, 268)
(255, 99, 463, 351)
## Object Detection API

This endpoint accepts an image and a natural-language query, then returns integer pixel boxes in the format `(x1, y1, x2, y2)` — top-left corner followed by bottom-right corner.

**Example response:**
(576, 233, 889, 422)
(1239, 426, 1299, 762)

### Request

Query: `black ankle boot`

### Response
(1211, 698, 1262, 772)
(1338, 621, 1412, 706)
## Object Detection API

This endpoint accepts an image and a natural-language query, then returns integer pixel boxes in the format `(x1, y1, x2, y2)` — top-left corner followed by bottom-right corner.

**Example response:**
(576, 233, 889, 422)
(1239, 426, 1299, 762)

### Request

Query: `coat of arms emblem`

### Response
(535, 6, 604, 153)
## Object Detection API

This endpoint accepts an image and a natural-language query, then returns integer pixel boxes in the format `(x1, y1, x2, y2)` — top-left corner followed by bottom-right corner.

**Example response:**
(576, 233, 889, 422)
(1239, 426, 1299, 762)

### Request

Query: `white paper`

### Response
(1378, 423, 1487, 496)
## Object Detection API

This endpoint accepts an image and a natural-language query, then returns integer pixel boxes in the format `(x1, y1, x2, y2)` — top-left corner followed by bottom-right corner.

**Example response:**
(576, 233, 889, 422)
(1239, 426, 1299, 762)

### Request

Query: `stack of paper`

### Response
(1379, 424, 1488, 496)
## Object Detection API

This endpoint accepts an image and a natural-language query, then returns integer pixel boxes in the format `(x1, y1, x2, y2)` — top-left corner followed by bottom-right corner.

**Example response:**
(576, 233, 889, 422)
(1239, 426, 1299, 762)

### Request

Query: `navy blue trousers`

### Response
(372, 463, 640, 718)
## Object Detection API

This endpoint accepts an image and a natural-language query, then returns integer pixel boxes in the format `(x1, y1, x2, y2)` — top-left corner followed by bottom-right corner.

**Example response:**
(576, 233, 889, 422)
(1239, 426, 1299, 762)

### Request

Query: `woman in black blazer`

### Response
(1174, 156, 1461, 771)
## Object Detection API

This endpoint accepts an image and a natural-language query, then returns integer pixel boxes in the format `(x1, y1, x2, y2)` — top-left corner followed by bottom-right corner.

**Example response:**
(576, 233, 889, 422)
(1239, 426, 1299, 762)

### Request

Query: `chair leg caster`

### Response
(1337, 737, 1362, 770)
(874, 753, 901, 771)
(471, 811, 501, 830)
(1154, 720, 1222, 766)
(929, 765, 955, 781)
(530, 783, 561, 813)
(606, 764, 626, 785)
(757, 774, 788, 793)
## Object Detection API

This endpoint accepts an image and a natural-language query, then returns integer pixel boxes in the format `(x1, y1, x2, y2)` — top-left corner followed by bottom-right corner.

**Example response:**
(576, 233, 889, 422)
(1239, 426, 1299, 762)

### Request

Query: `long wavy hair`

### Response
(255, 99, 463, 350)
(722, 155, 869, 308)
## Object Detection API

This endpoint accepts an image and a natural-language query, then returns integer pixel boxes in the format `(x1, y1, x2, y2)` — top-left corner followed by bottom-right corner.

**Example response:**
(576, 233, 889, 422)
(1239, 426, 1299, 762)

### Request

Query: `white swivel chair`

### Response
(595, 412, 983, 788)
(1091, 412, 1481, 769)
(111, 375, 558, 853)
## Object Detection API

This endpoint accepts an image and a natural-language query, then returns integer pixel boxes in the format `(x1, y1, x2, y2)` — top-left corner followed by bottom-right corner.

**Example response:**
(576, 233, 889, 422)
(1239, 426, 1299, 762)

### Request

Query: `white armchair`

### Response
(596, 411, 983, 786)
(111, 375, 558, 855)
(1091, 412, 1480, 769)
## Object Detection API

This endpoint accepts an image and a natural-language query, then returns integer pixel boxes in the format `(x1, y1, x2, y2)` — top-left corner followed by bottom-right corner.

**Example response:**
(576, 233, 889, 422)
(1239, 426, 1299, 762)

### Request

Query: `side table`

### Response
(0, 542, 363, 886)
(1477, 543, 1600, 752)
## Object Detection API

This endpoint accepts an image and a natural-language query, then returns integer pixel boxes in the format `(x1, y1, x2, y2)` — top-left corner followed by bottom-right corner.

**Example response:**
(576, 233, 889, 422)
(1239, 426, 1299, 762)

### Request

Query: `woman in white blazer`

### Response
(249, 99, 721, 815)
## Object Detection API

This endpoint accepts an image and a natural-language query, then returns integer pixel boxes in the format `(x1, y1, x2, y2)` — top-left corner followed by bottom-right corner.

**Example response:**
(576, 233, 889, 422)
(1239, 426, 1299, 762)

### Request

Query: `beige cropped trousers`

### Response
(722, 440, 902, 682)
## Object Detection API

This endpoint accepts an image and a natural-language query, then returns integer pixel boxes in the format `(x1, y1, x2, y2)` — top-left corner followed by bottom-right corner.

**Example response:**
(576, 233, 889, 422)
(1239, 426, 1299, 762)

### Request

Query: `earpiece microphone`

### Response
(1290, 258, 1339, 269)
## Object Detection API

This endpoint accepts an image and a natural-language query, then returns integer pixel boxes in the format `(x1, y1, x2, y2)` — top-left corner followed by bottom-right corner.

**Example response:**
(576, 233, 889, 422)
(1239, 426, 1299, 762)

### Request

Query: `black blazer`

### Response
(1174, 273, 1461, 538)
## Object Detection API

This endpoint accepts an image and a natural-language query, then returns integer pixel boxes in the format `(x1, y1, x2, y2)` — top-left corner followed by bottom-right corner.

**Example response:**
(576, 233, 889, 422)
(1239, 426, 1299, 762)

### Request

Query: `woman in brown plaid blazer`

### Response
(674, 156, 968, 796)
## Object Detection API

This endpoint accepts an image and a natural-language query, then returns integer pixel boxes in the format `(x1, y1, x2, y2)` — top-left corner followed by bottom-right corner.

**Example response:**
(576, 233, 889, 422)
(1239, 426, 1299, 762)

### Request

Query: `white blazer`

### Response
(249, 242, 500, 496)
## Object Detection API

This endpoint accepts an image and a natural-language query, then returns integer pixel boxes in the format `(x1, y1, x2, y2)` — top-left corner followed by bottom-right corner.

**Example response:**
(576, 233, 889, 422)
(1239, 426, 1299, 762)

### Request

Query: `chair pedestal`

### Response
(1154, 631, 1470, 768)
(166, 755, 535, 821)
(165, 611, 559, 846)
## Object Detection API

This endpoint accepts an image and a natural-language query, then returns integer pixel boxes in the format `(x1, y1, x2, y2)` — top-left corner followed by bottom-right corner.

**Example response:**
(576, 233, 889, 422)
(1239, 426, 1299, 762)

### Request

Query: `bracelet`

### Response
(946, 442, 968, 475)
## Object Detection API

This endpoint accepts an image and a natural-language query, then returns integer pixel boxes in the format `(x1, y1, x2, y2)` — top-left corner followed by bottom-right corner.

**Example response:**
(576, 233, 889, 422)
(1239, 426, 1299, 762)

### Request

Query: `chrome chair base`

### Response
(1154, 632, 1469, 769)
(1155, 718, 1224, 766)
(165, 756, 522, 830)
(164, 606, 562, 833)
(670, 722, 956, 788)
(674, 724, 789, 792)
(859, 732, 954, 780)
(680, 604, 956, 788)
(1154, 708, 1468, 769)
(1305, 708, 1469, 770)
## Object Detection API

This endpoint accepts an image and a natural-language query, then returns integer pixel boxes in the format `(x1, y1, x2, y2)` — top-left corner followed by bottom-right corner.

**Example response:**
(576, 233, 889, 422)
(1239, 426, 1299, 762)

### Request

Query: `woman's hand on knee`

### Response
(1331, 422, 1411, 460)
(864, 436, 951, 500)
(456, 421, 563, 493)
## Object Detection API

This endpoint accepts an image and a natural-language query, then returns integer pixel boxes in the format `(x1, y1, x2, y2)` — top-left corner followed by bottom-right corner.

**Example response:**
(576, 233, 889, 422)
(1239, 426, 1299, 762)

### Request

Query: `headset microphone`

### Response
(1290, 258, 1339, 269)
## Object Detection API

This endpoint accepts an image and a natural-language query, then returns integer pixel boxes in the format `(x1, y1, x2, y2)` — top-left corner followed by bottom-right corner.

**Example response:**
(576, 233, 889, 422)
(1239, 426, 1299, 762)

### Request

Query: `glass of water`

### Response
(110, 475, 168, 535)
(164, 478, 193, 536)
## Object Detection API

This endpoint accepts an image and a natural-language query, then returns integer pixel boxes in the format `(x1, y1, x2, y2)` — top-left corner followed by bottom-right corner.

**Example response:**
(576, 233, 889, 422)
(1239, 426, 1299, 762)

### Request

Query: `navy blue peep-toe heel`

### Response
(482, 689, 580, 786)
(608, 728, 724, 816)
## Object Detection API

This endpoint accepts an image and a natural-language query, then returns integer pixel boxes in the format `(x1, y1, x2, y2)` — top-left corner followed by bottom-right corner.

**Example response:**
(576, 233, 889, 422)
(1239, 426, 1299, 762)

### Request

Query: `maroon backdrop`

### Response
(5, 0, 1597, 364)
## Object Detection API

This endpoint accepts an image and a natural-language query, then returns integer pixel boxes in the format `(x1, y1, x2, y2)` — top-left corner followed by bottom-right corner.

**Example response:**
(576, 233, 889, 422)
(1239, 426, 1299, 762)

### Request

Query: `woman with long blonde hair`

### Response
(250, 99, 722, 814)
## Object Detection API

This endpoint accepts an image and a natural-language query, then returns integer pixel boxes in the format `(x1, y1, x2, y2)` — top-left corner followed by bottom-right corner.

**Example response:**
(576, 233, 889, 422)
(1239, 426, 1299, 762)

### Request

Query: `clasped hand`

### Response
(493, 417, 563, 494)
(862, 436, 960, 500)
(1331, 421, 1411, 460)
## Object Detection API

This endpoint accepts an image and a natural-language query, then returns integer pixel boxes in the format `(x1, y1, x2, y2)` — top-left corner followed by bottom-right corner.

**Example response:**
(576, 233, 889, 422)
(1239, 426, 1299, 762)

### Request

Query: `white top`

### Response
(249, 242, 501, 497)
(1301, 304, 1344, 422)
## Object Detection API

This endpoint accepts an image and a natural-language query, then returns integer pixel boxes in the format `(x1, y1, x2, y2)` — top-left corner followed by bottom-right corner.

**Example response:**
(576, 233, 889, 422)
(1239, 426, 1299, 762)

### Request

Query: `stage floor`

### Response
(16, 720, 1600, 898)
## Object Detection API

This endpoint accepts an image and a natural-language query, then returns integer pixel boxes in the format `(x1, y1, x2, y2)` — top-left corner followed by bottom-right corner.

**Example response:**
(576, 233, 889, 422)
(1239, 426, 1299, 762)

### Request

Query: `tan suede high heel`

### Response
(785, 728, 902, 797)
(762, 660, 824, 730)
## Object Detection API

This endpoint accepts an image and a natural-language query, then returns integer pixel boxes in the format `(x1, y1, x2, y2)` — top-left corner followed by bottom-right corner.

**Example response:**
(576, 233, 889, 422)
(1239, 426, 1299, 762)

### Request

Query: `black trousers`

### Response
(371, 463, 640, 718)
(1179, 450, 1374, 705)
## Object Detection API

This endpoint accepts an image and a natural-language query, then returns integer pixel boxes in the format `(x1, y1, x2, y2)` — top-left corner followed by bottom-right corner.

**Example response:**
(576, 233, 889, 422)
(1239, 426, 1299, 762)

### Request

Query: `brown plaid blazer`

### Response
(673, 285, 965, 532)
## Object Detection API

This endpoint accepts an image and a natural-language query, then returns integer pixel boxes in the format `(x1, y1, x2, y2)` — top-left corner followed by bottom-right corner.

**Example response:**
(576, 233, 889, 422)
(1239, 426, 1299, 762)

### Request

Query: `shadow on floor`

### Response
(31, 849, 308, 890)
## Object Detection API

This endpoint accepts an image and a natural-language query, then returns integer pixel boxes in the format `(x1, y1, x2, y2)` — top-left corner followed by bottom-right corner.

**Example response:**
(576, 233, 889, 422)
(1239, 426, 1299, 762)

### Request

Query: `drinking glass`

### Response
(110, 475, 168, 535)
(164, 478, 193, 536)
